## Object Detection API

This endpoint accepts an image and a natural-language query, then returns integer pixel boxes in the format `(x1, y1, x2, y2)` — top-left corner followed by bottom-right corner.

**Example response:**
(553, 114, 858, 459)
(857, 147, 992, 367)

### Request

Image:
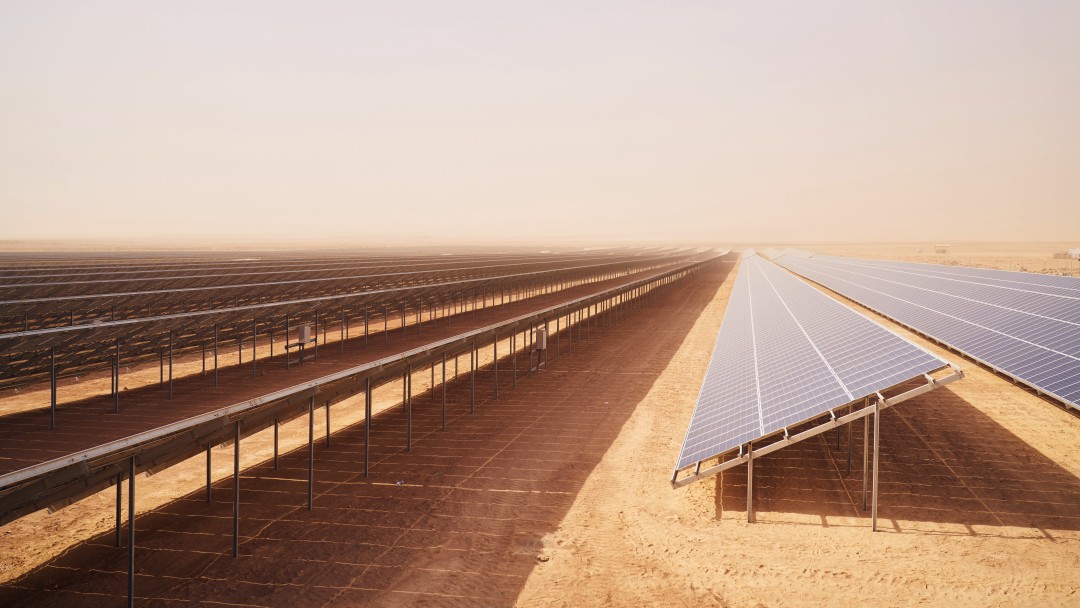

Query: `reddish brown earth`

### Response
(0, 262, 730, 606)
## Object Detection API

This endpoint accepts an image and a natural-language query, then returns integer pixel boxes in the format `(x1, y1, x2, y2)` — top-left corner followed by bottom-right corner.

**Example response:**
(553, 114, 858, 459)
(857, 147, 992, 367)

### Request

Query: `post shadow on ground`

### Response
(0, 263, 734, 608)
(714, 384, 1080, 534)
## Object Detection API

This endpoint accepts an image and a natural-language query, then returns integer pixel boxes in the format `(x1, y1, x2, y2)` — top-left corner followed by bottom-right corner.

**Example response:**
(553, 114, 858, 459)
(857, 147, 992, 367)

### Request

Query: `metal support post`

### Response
(50, 347, 56, 430)
(127, 456, 135, 608)
(115, 471, 123, 546)
(115, 339, 121, 413)
(556, 316, 560, 358)
(441, 353, 446, 431)
(872, 401, 881, 531)
(847, 405, 853, 475)
(214, 324, 220, 384)
(407, 367, 412, 451)
(273, 417, 279, 469)
(168, 331, 173, 400)
(233, 421, 240, 556)
(862, 398, 869, 511)
(206, 444, 212, 503)
(364, 377, 372, 476)
(747, 442, 754, 523)
(308, 396, 314, 510)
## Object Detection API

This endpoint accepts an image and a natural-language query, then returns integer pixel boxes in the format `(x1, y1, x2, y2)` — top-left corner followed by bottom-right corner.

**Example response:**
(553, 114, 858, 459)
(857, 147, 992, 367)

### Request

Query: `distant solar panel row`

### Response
(774, 254, 1080, 410)
(674, 252, 949, 477)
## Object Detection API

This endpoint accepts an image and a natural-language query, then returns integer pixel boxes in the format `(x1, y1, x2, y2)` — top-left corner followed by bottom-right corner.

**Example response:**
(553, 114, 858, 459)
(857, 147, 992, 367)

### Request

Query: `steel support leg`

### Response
(273, 417, 279, 469)
(470, 346, 475, 413)
(308, 397, 314, 510)
(407, 368, 412, 452)
(872, 401, 881, 532)
(206, 444, 212, 503)
(847, 405, 853, 475)
(50, 347, 56, 430)
(862, 400, 869, 511)
(233, 421, 240, 556)
(115, 471, 123, 546)
(214, 325, 219, 385)
(441, 353, 446, 431)
(747, 443, 754, 523)
(127, 456, 134, 608)
(364, 378, 372, 476)
(115, 339, 121, 413)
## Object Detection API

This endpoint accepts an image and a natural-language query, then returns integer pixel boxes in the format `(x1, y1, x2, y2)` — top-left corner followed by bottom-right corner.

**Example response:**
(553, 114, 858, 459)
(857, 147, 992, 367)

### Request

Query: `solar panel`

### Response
(674, 252, 952, 480)
(775, 254, 1080, 410)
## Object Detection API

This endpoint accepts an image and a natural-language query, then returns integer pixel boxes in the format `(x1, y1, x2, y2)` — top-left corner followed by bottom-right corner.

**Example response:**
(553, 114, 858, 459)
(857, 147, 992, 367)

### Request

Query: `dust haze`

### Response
(1, 2, 1078, 247)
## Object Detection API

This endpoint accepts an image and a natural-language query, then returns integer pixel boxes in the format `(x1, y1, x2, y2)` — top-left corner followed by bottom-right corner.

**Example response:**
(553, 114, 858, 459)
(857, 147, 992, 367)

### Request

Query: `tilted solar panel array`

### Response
(675, 252, 947, 472)
(774, 254, 1080, 409)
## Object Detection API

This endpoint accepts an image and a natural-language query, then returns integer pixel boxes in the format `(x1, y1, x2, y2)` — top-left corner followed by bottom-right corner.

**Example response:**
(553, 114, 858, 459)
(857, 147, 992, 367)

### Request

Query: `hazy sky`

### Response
(1, 1, 1078, 245)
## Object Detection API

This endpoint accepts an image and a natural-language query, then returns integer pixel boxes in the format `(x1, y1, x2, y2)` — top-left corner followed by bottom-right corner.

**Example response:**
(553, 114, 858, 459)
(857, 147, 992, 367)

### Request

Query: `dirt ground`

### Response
(515, 249, 1080, 607)
(2, 248, 1080, 607)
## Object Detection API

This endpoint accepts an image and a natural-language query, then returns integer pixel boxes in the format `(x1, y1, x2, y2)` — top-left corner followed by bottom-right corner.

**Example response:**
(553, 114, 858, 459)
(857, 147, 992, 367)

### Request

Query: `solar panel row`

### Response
(674, 251, 951, 477)
(774, 254, 1080, 409)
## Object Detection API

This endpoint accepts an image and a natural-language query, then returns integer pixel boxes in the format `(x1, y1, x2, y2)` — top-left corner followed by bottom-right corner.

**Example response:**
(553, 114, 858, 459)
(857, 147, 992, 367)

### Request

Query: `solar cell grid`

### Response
(675, 253, 949, 476)
(777, 255, 1080, 409)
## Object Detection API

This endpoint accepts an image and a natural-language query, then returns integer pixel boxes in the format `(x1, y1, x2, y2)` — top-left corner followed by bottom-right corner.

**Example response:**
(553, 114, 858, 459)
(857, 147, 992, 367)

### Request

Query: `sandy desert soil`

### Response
(515, 248, 1080, 607)
(2, 246, 1079, 607)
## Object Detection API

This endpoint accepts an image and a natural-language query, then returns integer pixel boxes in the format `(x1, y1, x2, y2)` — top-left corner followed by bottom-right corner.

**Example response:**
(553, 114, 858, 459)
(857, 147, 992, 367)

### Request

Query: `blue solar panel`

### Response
(776, 255, 1080, 409)
(675, 252, 948, 473)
